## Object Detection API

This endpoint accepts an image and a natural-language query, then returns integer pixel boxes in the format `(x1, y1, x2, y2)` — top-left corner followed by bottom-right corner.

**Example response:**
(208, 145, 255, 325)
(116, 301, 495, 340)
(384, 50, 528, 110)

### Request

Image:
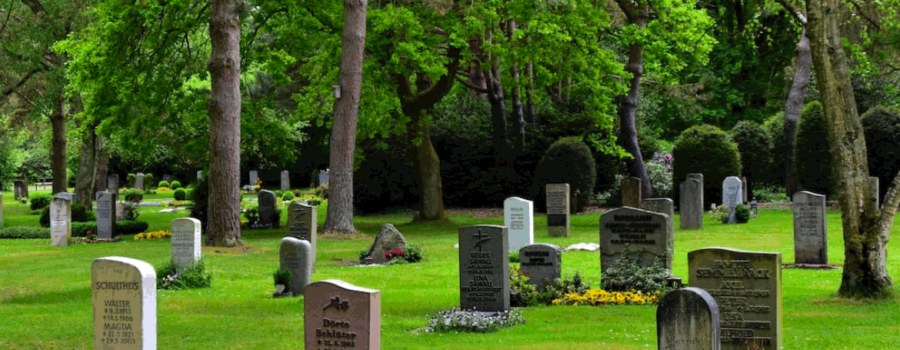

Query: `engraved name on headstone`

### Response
(600, 207, 672, 274)
(546, 183, 570, 237)
(504, 197, 534, 252)
(519, 243, 561, 292)
(304, 280, 380, 350)
(91, 256, 156, 350)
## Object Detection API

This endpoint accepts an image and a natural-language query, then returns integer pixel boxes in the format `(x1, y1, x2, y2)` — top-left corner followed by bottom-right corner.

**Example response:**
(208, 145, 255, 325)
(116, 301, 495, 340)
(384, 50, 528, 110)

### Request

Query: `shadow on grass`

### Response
(3, 286, 91, 305)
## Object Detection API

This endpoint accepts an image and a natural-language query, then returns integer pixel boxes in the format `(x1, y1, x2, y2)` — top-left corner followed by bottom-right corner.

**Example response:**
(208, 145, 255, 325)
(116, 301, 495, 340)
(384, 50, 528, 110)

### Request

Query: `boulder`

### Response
(366, 224, 408, 264)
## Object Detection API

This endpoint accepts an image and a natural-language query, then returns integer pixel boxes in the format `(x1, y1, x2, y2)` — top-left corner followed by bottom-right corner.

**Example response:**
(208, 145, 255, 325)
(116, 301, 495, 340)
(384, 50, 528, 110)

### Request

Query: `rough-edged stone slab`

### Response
(281, 170, 290, 191)
(504, 197, 534, 252)
(519, 243, 561, 291)
(250, 170, 258, 186)
(622, 177, 642, 208)
(171, 218, 201, 269)
(869, 176, 880, 209)
(365, 224, 407, 264)
(657, 287, 721, 350)
(642, 198, 675, 233)
(97, 192, 117, 239)
(91, 256, 156, 350)
(688, 248, 782, 350)
(287, 201, 317, 272)
(108, 174, 119, 193)
(280, 237, 312, 295)
(458, 225, 510, 312)
(135, 173, 144, 190)
(722, 177, 742, 223)
(50, 197, 71, 247)
(258, 190, 277, 227)
(680, 178, 704, 229)
(56, 192, 76, 202)
(600, 207, 673, 273)
(792, 191, 827, 265)
(545, 183, 569, 237)
(304, 280, 380, 350)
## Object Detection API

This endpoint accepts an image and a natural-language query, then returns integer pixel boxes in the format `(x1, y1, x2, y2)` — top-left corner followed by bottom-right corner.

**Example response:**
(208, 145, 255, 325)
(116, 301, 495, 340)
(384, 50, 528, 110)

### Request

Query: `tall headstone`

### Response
(56, 192, 75, 202)
(280, 170, 290, 191)
(318, 169, 330, 185)
(519, 243, 561, 292)
(258, 190, 277, 227)
(50, 197, 71, 247)
(14, 179, 27, 200)
(680, 178, 704, 229)
(600, 207, 673, 274)
(91, 257, 156, 350)
(108, 174, 120, 193)
(171, 218, 201, 269)
(280, 237, 312, 296)
(304, 280, 380, 350)
(97, 192, 117, 239)
(687, 173, 704, 199)
(250, 170, 258, 186)
(657, 287, 721, 350)
(722, 177, 742, 223)
(688, 248, 782, 350)
(504, 197, 534, 252)
(642, 198, 675, 233)
(622, 177, 642, 208)
(742, 177, 748, 204)
(287, 201, 317, 272)
(792, 191, 827, 265)
(134, 173, 144, 190)
(196, 170, 203, 180)
(458, 225, 510, 312)
(869, 176, 880, 209)
(545, 183, 570, 237)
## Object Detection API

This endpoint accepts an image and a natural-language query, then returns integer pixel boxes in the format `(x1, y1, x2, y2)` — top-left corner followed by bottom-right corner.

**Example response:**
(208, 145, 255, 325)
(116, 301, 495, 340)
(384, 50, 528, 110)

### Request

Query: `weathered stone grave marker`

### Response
(280, 237, 312, 296)
(250, 170, 258, 186)
(318, 169, 330, 185)
(258, 190, 277, 227)
(171, 218, 201, 269)
(622, 177, 642, 207)
(742, 176, 748, 203)
(92, 256, 156, 350)
(519, 243, 561, 291)
(287, 201, 317, 272)
(50, 197, 71, 247)
(97, 192, 117, 239)
(304, 280, 380, 350)
(196, 170, 203, 180)
(134, 173, 144, 190)
(792, 191, 827, 265)
(281, 170, 290, 191)
(681, 174, 704, 229)
(722, 177, 742, 223)
(504, 197, 533, 252)
(108, 174, 120, 193)
(364, 224, 407, 264)
(545, 183, 569, 237)
(642, 198, 674, 234)
(600, 207, 672, 274)
(458, 225, 509, 312)
(656, 287, 721, 350)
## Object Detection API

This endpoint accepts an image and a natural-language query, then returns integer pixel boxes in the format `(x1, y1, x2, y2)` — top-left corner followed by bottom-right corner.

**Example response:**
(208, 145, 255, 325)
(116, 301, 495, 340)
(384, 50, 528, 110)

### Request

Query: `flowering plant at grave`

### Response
(242, 185, 254, 193)
(552, 289, 661, 306)
(385, 248, 405, 260)
(653, 152, 674, 172)
(86, 230, 97, 240)
(134, 230, 172, 240)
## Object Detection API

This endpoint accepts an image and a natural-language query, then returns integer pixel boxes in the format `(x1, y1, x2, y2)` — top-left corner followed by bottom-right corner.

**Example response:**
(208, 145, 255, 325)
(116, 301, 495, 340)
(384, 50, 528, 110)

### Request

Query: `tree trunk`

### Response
(507, 20, 525, 155)
(97, 149, 109, 193)
(407, 111, 445, 221)
(206, 0, 242, 247)
(74, 125, 102, 209)
(807, 0, 893, 297)
(784, 28, 811, 198)
(525, 60, 536, 124)
(616, 2, 652, 198)
(50, 92, 67, 194)
(485, 63, 508, 166)
(324, 0, 367, 234)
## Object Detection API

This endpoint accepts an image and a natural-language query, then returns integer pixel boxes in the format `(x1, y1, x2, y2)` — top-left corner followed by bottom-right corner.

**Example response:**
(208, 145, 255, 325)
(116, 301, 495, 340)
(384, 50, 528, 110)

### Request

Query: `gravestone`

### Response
(656, 287, 721, 350)
(258, 190, 277, 227)
(642, 198, 675, 233)
(56, 192, 75, 202)
(108, 174, 120, 193)
(280, 237, 312, 296)
(688, 248, 782, 350)
(116, 201, 126, 221)
(135, 173, 144, 190)
(281, 170, 290, 191)
(197, 170, 203, 180)
(722, 177, 742, 223)
(171, 218, 201, 269)
(504, 197, 534, 252)
(318, 169, 330, 185)
(687, 173, 704, 198)
(680, 178, 704, 229)
(163, 174, 172, 183)
(91, 257, 156, 350)
(545, 183, 570, 237)
(14, 179, 27, 200)
(600, 207, 673, 274)
(287, 201, 317, 272)
(250, 170, 258, 186)
(742, 177, 748, 203)
(458, 225, 510, 312)
(519, 243, 561, 292)
(50, 197, 71, 247)
(304, 280, 380, 350)
(622, 177, 642, 208)
(97, 192, 117, 239)
(364, 224, 407, 264)
(869, 176, 880, 209)
(792, 191, 827, 265)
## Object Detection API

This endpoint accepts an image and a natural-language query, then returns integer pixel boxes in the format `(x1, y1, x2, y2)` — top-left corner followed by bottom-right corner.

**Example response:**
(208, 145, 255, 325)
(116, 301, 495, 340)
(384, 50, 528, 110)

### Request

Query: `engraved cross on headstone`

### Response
(473, 228, 491, 251)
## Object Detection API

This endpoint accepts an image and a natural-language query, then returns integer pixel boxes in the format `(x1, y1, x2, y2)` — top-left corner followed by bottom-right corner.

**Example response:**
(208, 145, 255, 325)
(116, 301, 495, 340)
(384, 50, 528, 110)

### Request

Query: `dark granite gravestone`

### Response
(722, 177, 742, 223)
(519, 243, 561, 292)
(458, 225, 510, 312)
(792, 191, 827, 265)
(545, 183, 570, 237)
(657, 287, 721, 350)
(688, 247, 782, 350)
(304, 280, 380, 350)
(281, 170, 290, 191)
(91, 256, 156, 350)
(600, 207, 673, 274)
(622, 177, 642, 208)
(280, 237, 312, 296)
(287, 201, 317, 272)
(97, 192, 116, 239)
(257, 190, 277, 227)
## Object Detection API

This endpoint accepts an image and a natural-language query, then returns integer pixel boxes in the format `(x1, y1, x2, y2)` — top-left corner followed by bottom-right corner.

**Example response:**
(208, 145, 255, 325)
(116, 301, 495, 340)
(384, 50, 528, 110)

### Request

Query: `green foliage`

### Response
(761, 113, 787, 187)
(122, 189, 144, 202)
(672, 124, 742, 206)
(170, 180, 182, 190)
(118, 220, 149, 235)
(508, 251, 520, 264)
(730, 121, 772, 192)
(646, 162, 673, 199)
(753, 184, 788, 203)
(711, 204, 729, 224)
(536, 272, 590, 306)
(510, 265, 538, 307)
(72, 222, 98, 237)
(188, 175, 209, 230)
(600, 249, 671, 294)
(404, 244, 424, 263)
(735, 204, 751, 223)
(281, 192, 294, 201)
(795, 102, 834, 196)
(426, 309, 526, 333)
(273, 190, 283, 197)
(273, 268, 292, 291)
(314, 183, 329, 200)
(157, 259, 212, 290)
(158, 180, 170, 188)
(532, 137, 596, 212)
(121, 202, 140, 221)
(174, 188, 187, 201)
(862, 106, 900, 201)
(127, 173, 135, 187)
(29, 194, 51, 211)
(39, 204, 91, 228)
(0, 226, 51, 239)
(144, 174, 155, 192)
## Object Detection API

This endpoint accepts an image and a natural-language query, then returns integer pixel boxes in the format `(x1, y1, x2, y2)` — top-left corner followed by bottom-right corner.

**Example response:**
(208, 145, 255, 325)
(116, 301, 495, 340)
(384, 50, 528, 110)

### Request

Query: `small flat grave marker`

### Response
(519, 243, 561, 291)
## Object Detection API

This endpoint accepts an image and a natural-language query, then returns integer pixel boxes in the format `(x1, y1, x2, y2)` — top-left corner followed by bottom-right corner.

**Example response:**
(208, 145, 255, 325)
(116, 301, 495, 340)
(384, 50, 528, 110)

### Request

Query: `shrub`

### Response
(282, 191, 295, 201)
(404, 244, 424, 263)
(158, 180, 170, 188)
(735, 204, 751, 223)
(600, 248, 671, 294)
(862, 106, 900, 201)
(314, 183, 329, 200)
(274, 190, 284, 197)
(531, 137, 596, 212)
(188, 175, 209, 230)
(552, 289, 661, 306)
(170, 180, 182, 189)
(761, 112, 787, 187)
(157, 260, 212, 290)
(753, 184, 788, 203)
(144, 173, 155, 191)
(672, 124, 742, 206)
(646, 161, 673, 199)
(134, 230, 172, 240)
(72, 222, 99, 237)
(508, 250, 520, 264)
(39, 204, 91, 227)
(29, 193, 51, 211)
(123, 188, 144, 202)
(127, 173, 136, 187)
(795, 101, 834, 196)
(730, 121, 772, 197)
(273, 268, 292, 291)
(537, 272, 590, 305)
(118, 220, 149, 235)
(174, 188, 187, 201)
(0, 226, 51, 239)
(121, 202, 140, 221)
(426, 308, 525, 333)
(510, 265, 538, 307)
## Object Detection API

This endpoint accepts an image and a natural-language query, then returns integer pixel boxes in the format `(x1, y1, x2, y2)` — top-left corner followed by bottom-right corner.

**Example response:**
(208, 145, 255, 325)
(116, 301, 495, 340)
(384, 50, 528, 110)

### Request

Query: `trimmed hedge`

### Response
(862, 106, 900, 201)
(795, 101, 834, 196)
(531, 137, 596, 212)
(0, 226, 51, 239)
(39, 203, 92, 228)
(170, 180, 182, 189)
(761, 113, 786, 187)
(29, 193, 51, 211)
(730, 121, 771, 197)
(672, 124, 742, 206)
(174, 188, 187, 201)
(118, 220, 149, 235)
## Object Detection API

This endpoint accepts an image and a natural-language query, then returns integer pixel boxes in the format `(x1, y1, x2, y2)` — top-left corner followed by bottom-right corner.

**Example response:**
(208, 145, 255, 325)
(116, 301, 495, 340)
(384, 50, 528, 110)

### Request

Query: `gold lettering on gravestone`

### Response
(315, 297, 357, 349)
(95, 282, 140, 347)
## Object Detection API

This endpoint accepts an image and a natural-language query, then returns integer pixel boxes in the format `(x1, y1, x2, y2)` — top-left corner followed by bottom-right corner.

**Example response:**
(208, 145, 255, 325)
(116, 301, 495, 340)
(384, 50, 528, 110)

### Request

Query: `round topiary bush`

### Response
(174, 188, 187, 201)
(282, 192, 295, 201)
(531, 137, 596, 212)
(794, 101, 834, 196)
(730, 121, 771, 197)
(158, 180, 170, 188)
(672, 124, 742, 206)
(29, 194, 51, 211)
(862, 105, 900, 201)
(170, 180, 182, 190)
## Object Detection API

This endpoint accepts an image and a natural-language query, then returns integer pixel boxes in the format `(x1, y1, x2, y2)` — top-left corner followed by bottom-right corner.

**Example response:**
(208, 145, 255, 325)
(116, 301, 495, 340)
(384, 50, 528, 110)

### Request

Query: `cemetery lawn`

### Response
(2, 195, 900, 349)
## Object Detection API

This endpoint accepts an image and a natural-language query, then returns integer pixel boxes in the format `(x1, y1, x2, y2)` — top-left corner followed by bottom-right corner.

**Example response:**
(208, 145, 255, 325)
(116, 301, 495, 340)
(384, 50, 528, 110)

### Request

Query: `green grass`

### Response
(2, 191, 900, 349)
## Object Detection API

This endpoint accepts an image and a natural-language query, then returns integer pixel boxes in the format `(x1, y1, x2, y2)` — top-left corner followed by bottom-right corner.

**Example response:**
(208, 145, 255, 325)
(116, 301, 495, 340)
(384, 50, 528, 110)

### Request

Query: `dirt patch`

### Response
(320, 232, 371, 240)
(782, 263, 841, 270)
(204, 244, 265, 255)
(334, 258, 360, 267)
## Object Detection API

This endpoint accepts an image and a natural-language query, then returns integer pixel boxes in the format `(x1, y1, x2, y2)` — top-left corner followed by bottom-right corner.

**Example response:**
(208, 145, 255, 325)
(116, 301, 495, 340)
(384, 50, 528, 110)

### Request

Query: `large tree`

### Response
(324, 0, 367, 234)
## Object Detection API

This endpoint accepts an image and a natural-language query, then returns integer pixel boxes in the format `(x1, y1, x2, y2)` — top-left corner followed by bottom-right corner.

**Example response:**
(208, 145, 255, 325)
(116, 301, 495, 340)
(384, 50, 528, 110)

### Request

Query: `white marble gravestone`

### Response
(50, 197, 71, 247)
(171, 218, 202, 269)
(504, 197, 534, 252)
(91, 256, 156, 350)
(722, 177, 743, 223)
